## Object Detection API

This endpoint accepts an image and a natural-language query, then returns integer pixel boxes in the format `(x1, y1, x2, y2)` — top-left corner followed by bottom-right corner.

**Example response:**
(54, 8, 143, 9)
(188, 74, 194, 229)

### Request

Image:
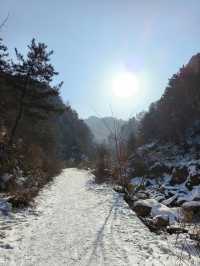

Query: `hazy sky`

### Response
(1, 1, 200, 119)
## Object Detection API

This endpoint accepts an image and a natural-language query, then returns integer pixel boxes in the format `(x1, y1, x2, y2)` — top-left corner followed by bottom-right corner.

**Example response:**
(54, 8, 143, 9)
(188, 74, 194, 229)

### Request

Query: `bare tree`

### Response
(0, 13, 9, 30)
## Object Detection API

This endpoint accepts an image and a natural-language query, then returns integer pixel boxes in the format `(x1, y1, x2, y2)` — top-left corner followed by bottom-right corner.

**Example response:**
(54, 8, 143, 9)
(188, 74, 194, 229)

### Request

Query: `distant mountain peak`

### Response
(85, 116, 126, 143)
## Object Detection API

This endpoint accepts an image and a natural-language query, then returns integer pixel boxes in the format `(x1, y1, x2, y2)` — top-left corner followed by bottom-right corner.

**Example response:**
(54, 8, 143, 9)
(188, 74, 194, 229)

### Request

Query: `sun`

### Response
(112, 71, 139, 98)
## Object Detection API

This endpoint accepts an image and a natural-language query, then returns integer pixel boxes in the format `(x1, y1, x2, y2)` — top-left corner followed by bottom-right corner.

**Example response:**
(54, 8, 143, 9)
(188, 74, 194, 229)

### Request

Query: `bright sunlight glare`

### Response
(112, 71, 139, 98)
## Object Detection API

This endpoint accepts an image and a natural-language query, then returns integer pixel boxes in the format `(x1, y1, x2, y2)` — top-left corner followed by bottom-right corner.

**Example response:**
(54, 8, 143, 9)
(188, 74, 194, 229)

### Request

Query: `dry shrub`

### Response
(126, 183, 135, 193)
(94, 160, 111, 184)
(42, 157, 63, 178)
(94, 144, 112, 184)
(27, 144, 44, 169)
(110, 167, 120, 183)
(20, 143, 62, 183)
(8, 189, 38, 208)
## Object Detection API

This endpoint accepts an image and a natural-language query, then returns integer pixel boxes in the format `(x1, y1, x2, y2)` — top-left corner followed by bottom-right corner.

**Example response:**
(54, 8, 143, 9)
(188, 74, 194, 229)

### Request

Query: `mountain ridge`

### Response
(85, 116, 126, 143)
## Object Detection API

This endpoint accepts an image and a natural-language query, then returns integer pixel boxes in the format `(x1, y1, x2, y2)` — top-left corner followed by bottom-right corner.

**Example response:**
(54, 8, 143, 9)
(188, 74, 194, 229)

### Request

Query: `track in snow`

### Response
(0, 169, 198, 265)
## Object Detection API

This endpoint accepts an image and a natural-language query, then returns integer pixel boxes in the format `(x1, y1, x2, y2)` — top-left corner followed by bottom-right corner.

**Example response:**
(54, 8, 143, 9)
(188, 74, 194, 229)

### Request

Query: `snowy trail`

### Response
(0, 169, 197, 265)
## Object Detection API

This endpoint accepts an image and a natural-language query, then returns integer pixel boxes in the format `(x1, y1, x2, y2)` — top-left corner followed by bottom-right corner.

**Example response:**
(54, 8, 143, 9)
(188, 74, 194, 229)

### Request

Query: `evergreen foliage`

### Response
(139, 55, 200, 144)
(0, 38, 94, 197)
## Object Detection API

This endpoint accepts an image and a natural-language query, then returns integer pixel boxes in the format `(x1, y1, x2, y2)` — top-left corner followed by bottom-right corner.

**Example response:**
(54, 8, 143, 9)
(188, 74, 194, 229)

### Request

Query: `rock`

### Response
(153, 215, 169, 227)
(182, 201, 200, 221)
(182, 201, 200, 210)
(185, 181, 194, 191)
(134, 204, 151, 217)
(167, 226, 188, 234)
(188, 174, 200, 186)
(186, 165, 200, 188)
(130, 177, 146, 190)
(0, 173, 17, 191)
(135, 191, 149, 200)
(141, 217, 161, 233)
(190, 233, 200, 243)
(0, 231, 6, 238)
(146, 180, 153, 187)
(113, 185, 125, 193)
(162, 194, 177, 207)
(0, 199, 12, 215)
(133, 199, 159, 217)
(151, 204, 181, 224)
(182, 208, 193, 222)
(0, 173, 12, 183)
(123, 193, 134, 208)
(150, 163, 171, 177)
(170, 166, 188, 185)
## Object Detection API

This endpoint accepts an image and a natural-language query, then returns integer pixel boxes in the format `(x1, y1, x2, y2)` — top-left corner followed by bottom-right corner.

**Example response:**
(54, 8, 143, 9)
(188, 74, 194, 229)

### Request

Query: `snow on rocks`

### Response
(177, 186, 200, 204)
(182, 201, 200, 208)
(187, 165, 200, 186)
(134, 199, 158, 217)
(0, 173, 13, 189)
(152, 215, 169, 227)
(0, 199, 11, 215)
(130, 176, 145, 186)
(133, 199, 182, 225)
(170, 166, 188, 185)
(161, 194, 178, 206)
(151, 204, 181, 225)
(126, 139, 200, 252)
(182, 201, 200, 222)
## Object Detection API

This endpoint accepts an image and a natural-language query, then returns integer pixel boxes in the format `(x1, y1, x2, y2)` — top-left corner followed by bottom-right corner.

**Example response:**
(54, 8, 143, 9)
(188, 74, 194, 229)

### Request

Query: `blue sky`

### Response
(1, 0, 200, 119)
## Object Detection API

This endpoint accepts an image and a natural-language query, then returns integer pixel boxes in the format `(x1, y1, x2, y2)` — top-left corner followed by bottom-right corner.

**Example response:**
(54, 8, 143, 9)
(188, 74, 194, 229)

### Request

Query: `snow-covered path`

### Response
(0, 169, 197, 265)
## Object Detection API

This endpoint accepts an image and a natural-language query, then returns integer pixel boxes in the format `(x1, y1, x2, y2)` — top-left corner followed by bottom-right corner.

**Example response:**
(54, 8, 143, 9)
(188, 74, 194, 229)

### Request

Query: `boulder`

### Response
(134, 204, 151, 217)
(185, 181, 194, 191)
(162, 194, 178, 207)
(170, 167, 188, 185)
(135, 191, 149, 200)
(182, 201, 200, 221)
(150, 163, 171, 177)
(188, 174, 200, 186)
(182, 208, 193, 222)
(133, 199, 159, 217)
(186, 165, 200, 188)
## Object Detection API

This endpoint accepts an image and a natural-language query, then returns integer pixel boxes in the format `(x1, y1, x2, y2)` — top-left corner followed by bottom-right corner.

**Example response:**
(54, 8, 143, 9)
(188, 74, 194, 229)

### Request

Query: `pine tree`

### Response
(9, 38, 63, 144)
(0, 38, 10, 72)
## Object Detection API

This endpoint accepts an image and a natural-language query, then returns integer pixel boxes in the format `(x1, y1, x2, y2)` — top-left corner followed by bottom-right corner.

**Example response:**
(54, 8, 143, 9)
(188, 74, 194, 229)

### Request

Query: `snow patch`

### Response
(134, 199, 182, 224)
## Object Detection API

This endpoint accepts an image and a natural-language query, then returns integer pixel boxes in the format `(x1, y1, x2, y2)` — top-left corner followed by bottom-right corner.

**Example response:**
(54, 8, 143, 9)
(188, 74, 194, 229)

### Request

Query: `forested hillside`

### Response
(0, 38, 93, 201)
(139, 54, 200, 144)
(102, 54, 200, 241)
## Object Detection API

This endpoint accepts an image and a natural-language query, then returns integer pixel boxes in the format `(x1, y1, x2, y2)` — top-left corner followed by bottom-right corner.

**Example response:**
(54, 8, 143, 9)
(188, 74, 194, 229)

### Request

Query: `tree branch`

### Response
(0, 13, 9, 30)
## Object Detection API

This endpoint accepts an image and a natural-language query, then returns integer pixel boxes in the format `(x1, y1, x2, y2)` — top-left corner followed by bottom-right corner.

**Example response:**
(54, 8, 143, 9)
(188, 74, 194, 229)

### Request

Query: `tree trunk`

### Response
(9, 75, 30, 145)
